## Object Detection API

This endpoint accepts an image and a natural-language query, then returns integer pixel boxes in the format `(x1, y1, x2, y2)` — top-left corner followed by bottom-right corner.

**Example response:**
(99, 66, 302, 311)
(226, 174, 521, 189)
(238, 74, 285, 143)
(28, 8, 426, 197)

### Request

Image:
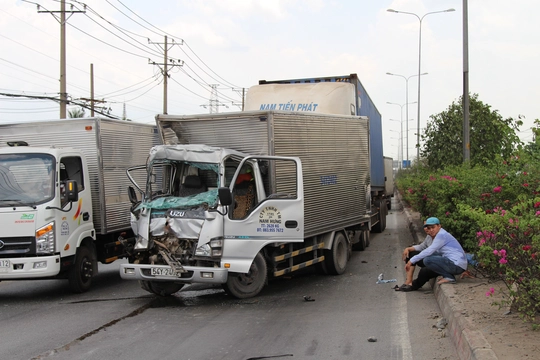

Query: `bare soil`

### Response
(452, 271, 540, 359)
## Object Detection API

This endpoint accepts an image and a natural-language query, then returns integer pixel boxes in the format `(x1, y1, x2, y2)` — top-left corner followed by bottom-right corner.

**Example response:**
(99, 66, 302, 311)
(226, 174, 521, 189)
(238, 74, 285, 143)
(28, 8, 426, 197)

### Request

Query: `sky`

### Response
(1, 0, 539, 162)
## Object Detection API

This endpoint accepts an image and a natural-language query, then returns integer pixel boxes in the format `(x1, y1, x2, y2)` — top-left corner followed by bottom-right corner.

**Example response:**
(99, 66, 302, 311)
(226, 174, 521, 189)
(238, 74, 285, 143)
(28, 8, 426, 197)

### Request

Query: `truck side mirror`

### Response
(218, 187, 232, 206)
(128, 186, 138, 204)
(65, 180, 79, 202)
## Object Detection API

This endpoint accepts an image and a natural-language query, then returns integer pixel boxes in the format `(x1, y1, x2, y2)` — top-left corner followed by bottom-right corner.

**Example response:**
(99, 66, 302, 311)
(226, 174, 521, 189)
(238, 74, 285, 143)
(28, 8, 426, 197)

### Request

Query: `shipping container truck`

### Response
(120, 111, 373, 298)
(0, 118, 158, 292)
(245, 73, 388, 232)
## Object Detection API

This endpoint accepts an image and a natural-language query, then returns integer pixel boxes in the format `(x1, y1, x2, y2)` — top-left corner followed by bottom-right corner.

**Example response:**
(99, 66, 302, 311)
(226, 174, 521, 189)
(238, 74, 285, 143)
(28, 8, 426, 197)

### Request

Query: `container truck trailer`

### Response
(0, 118, 158, 292)
(245, 73, 389, 231)
(120, 111, 373, 298)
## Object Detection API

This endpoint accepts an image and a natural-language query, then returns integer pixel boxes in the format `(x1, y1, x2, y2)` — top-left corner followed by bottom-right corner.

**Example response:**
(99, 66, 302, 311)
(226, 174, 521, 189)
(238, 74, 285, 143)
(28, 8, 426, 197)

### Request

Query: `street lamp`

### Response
(387, 7, 455, 160)
(389, 126, 402, 169)
(386, 99, 419, 168)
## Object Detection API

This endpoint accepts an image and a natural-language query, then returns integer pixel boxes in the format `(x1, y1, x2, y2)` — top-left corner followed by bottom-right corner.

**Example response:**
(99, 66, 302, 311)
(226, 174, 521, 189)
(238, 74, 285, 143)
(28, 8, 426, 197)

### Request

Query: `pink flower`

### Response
(486, 288, 495, 297)
(500, 249, 507, 256)
(493, 249, 499, 255)
(493, 186, 502, 193)
(523, 183, 529, 187)
(478, 239, 486, 246)
(445, 211, 450, 216)
(522, 245, 532, 251)
(499, 258, 508, 264)
(535, 211, 540, 216)
(534, 202, 540, 208)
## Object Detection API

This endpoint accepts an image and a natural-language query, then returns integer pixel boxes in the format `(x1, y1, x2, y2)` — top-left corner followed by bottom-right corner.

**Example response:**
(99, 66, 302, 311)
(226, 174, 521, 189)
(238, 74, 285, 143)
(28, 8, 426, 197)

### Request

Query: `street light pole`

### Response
(387, 73, 425, 167)
(389, 128, 401, 168)
(387, 8, 455, 161)
(387, 101, 416, 168)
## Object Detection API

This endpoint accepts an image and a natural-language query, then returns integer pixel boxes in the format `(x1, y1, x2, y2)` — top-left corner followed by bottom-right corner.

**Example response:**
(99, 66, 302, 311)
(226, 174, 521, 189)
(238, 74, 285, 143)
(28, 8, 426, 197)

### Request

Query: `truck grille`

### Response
(0, 237, 35, 257)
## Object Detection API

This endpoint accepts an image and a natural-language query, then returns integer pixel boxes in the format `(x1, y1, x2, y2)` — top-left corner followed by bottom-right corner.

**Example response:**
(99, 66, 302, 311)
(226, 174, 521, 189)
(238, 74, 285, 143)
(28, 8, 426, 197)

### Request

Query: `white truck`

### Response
(0, 118, 158, 292)
(120, 111, 373, 298)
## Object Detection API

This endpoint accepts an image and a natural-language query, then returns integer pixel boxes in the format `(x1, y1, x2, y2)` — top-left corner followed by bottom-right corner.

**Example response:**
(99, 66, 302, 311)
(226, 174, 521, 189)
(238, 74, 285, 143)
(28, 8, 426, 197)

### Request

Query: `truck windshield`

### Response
(140, 161, 220, 210)
(0, 154, 55, 206)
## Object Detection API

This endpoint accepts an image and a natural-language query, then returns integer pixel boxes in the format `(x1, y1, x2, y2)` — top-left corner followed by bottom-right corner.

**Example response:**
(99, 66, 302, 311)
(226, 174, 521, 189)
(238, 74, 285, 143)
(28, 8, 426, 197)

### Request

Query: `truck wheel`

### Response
(372, 200, 386, 233)
(140, 281, 184, 296)
(222, 252, 267, 299)
(353, 229, 369, 251)
(68, 245, 94, 293)
(324, 232, 348, 275)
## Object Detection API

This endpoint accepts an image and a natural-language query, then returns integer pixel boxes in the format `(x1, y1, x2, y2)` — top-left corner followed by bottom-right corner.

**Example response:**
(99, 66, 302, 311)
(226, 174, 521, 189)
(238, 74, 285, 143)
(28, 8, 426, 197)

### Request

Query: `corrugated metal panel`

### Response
(0, 118, 157, 234)
(157, 111, 369, 238)
(271, 113, 369, 237)
(98, 120, 159, 233)
(158, 113, 270, 155)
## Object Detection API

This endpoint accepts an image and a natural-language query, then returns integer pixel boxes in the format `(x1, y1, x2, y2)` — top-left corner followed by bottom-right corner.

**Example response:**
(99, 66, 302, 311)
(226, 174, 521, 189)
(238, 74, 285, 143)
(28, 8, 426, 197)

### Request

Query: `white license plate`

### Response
(0, 260, 9, 271)
(150, 267, 176, 277)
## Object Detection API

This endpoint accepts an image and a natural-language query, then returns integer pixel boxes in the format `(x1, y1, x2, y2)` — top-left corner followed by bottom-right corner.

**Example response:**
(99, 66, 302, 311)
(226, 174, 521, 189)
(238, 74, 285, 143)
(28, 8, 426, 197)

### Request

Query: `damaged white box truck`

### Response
(120, 110, 376, 298)
(0, 118, 158, 292)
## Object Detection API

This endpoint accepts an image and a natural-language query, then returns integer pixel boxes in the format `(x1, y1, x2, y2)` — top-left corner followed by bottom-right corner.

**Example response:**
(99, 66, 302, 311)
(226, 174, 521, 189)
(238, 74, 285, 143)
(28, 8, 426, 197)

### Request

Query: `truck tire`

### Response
(353, 229, 370, 251)
(372, 200, 387, 233)
(139, 281, 184, 296)
(324, 232, 348, 275)
(222, 252, 267, 299)
(68, 245, 94, 293)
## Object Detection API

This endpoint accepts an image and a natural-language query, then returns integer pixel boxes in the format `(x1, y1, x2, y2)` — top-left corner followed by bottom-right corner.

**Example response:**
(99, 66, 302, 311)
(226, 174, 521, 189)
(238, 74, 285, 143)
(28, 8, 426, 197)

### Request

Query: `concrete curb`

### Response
(397, 194, 498, 360)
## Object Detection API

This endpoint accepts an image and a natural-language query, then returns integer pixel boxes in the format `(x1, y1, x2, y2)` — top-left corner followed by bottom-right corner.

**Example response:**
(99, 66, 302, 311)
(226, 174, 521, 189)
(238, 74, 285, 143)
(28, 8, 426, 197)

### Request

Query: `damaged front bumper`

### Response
(119, 263, 228, 284)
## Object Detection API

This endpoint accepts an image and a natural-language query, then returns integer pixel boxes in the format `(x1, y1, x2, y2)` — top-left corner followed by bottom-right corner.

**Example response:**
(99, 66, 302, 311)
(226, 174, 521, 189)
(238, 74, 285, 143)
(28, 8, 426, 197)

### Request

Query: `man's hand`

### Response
(405, 261, 413, 272)
(402, 248, 409, 261)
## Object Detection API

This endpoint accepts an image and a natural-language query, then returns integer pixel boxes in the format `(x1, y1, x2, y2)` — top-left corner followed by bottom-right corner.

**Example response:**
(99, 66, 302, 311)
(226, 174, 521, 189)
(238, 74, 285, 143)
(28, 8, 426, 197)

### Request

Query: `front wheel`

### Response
(222, 252, 267, 299)
(68, 245, 94, 293)
(324, 232, 348, 275)
(140, 281, 185, 296)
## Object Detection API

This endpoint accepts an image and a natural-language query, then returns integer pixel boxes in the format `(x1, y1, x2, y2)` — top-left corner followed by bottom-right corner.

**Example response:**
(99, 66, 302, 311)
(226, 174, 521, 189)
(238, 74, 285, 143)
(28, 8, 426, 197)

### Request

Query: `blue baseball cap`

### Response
(424, 217, 440, 227)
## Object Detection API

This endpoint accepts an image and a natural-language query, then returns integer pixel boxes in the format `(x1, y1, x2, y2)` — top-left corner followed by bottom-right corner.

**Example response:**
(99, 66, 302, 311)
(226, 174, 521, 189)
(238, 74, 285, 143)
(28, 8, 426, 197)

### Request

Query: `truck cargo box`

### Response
(0, 118, 158, 234)
(157, 110, 370, 238)
(255, 74, 384, 193)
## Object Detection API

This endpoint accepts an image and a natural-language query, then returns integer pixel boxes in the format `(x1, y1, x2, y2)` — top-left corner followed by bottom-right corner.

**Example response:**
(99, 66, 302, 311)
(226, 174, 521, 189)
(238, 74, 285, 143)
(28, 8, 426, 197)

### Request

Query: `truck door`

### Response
(221, 156, 304, 273)
(58, 156, 93, 256)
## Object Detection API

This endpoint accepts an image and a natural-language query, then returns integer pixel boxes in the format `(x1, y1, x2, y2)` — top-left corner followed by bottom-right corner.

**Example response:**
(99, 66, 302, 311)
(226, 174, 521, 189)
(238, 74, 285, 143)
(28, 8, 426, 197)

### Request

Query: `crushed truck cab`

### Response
(121, 143, 304, 298)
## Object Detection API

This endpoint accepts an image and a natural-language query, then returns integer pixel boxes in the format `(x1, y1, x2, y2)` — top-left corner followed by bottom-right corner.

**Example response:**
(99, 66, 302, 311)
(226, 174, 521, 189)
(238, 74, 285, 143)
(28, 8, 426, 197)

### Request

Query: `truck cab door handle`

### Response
(82, 212, 90, 221)
(285, 220, 297, 228)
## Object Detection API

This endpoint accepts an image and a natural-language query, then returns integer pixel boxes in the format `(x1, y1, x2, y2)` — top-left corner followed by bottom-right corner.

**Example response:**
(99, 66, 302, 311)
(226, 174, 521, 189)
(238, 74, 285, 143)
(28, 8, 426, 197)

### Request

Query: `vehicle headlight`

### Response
(195, 244, 211, 257)
(134, 234, 150, 250)
(36, 222, 55, 254)
(195, 237, 224, 257)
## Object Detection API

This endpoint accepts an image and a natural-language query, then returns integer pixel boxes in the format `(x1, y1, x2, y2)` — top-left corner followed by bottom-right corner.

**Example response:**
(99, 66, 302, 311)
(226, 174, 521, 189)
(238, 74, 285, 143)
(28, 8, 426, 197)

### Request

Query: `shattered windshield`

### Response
(140, 161, 220, 210)
(0, 153, 55, 206)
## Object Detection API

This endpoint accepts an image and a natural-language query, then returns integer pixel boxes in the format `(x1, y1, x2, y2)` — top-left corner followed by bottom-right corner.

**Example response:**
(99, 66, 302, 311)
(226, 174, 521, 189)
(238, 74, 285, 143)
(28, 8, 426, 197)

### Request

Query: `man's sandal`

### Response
(394, 284, 414, 292)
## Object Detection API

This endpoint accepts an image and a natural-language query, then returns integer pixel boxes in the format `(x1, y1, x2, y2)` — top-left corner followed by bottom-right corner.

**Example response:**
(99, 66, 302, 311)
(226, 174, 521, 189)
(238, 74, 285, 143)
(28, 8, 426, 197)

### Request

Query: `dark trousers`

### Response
(411, 267, 440, 290)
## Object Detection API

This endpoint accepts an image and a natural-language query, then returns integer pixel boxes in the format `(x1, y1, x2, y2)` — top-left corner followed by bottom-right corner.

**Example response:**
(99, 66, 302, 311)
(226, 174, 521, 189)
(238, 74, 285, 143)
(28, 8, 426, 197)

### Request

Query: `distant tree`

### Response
(420, 94, 522, 169)
(68, 107, 86, 118)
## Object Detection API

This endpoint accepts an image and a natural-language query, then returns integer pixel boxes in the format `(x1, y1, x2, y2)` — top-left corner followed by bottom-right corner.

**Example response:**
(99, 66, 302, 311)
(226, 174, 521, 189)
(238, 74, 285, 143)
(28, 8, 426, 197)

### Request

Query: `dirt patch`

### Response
(453, 272, 539, 359)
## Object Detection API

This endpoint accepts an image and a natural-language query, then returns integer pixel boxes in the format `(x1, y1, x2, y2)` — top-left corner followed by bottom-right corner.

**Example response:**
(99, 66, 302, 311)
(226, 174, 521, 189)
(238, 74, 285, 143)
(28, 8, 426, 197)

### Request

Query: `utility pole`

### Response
(37, 0, 85, 119)
(79, 64, 106, 117)
(463, 0, 470, 162)
(232, 87, 246, 110)
(149, 36, 183, 114)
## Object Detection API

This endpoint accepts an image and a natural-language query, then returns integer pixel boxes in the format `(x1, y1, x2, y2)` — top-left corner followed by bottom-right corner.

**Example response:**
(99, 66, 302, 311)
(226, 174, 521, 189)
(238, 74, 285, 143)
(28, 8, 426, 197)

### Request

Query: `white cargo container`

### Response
(0, 118, 158, 292)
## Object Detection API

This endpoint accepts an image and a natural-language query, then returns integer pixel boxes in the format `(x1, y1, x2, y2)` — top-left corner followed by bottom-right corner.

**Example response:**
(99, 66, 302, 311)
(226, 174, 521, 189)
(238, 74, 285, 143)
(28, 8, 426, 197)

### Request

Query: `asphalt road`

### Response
(0, 200, 458, 360)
